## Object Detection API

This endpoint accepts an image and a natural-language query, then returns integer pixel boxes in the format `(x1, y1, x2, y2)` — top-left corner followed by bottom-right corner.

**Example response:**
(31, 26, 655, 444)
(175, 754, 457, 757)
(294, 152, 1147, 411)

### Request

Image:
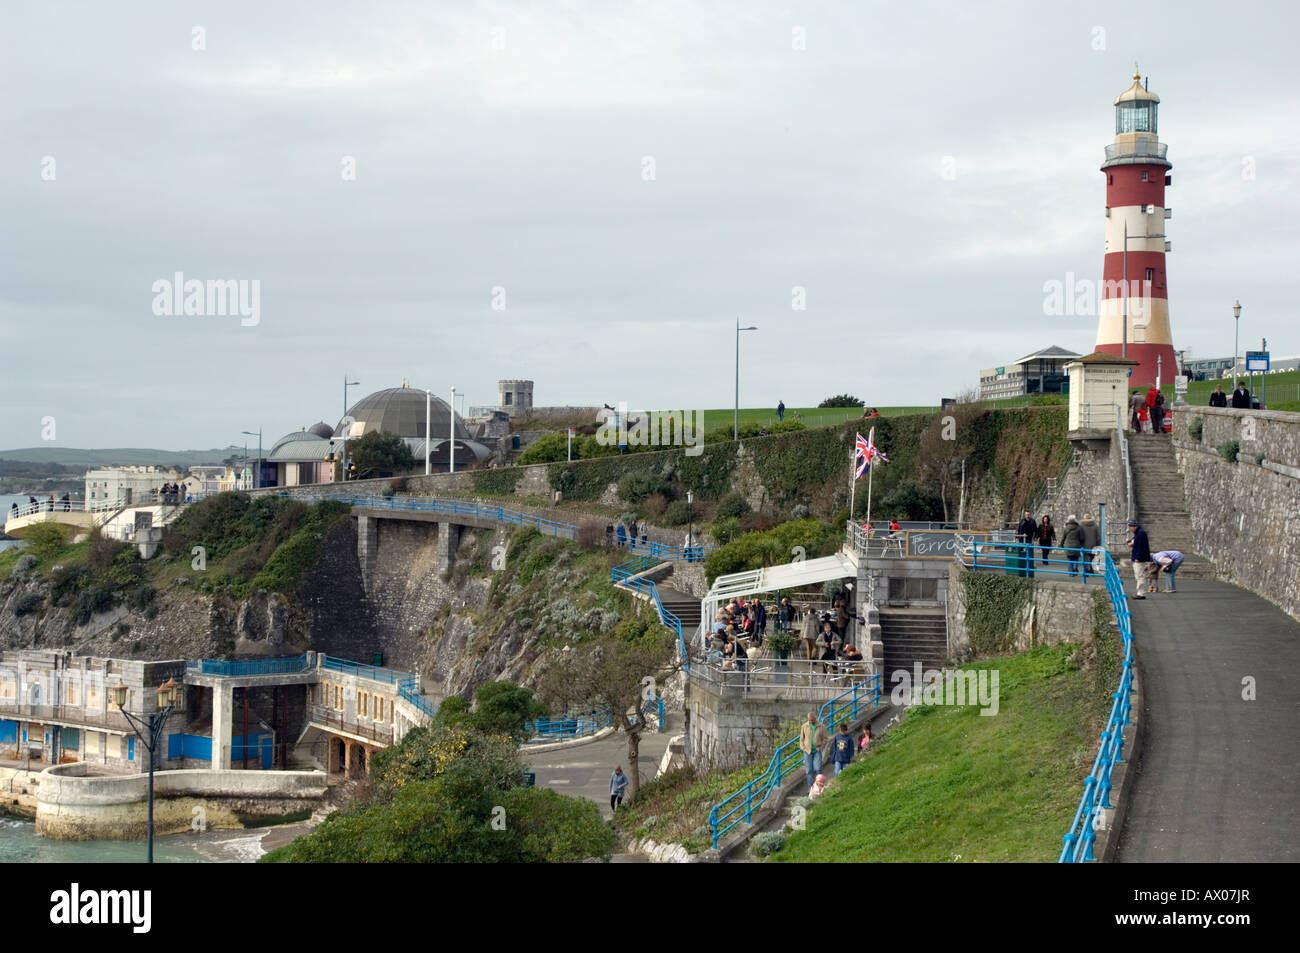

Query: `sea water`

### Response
(0, 815, 269, 863)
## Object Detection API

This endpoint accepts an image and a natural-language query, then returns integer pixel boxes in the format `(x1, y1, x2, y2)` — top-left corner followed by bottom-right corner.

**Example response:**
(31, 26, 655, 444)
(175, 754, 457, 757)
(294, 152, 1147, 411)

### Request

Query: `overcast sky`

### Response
(2, 0, 1297, 451)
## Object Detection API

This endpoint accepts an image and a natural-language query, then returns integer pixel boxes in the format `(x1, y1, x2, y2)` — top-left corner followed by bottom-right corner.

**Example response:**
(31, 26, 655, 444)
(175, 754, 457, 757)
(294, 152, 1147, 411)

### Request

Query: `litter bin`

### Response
(522, 770, 536, 787)
(371, 651, 384, 667)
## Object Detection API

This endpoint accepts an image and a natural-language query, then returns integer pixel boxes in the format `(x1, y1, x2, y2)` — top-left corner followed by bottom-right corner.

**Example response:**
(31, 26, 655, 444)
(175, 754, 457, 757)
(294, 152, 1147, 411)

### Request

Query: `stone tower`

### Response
(497, 380, 534, 418)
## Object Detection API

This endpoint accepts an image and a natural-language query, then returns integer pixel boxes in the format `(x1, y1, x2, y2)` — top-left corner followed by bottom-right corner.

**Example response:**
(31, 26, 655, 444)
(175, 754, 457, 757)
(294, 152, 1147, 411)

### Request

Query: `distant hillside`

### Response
(0, 447, 240, 467)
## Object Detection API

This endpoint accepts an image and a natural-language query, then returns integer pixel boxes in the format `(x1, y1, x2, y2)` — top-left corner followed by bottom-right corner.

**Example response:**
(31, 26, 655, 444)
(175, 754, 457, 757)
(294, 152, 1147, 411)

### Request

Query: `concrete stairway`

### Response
(1127, 433, 1215, 579)
(879, 610, 948, 674)
(657, 586, 702, 634)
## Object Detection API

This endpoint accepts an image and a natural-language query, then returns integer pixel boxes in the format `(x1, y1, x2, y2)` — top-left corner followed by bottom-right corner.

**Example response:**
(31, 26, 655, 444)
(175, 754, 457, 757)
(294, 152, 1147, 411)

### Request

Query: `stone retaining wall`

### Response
(947, 562, 1101, 658)
(35, 764, 327, 840)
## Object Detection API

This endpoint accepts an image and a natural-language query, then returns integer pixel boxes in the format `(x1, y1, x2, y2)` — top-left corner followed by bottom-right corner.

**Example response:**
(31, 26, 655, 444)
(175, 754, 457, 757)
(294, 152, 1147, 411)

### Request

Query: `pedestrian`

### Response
(1209, 384, 1227, 408)
(777, 400, 785, 423)
(61, 493, 70, 512)
(9, 502, 18, 517)
(1038, 514, 1055, 571)
(801, 605, 819, 660)
(605, 524, 614, 546)
(1129, 389, 1145, 431)
(609, 765, 629, 812)
(616, 524, 627, 547)
(640, 527, 647, 548)
(889, 518, 901, 532)
(808, 774, 828, 799)
(1230, 380, 1251, 409)
(1016, 510, 1038, 577)
(799, 713, 829, 791)
(1061, 515, 1082, 577)
(1152, 390, 1166, 433)
(857, 724, 872, 754)
(777, 597, 793, 634)
(733, 635, 750, 691)
(47, 494, 55, 512)
(1078, 514, 1101, 576)
(1127, 519, 1153, 599)
(835, 598, 850, 640)
(753, 598, 767, 645)
(1152, 550, 1184, 592)
(829, 723, 855, 776)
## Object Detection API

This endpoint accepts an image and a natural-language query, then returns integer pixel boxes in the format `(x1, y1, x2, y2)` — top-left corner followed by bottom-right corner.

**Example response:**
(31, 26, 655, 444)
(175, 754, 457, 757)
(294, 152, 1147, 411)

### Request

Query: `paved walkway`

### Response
(1117, 579, 1300, 862)
(524, 719, 676, 821)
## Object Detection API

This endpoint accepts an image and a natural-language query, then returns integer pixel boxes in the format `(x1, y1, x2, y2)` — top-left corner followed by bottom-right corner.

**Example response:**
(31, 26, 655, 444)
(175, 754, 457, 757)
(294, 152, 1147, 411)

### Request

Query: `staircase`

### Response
(878, 610, 948, 674)
(657, 586, 702, 635)
(1127, 433, 1215, 579)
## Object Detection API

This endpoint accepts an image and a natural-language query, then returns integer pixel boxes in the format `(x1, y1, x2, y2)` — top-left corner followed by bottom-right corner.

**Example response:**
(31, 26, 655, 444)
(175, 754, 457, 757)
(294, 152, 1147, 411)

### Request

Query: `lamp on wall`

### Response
(114, 676, 180, 863)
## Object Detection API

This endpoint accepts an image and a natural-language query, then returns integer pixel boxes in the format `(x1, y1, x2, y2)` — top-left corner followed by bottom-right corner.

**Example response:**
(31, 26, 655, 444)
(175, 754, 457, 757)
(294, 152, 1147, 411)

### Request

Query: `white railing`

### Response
(4, 498, 122, 520)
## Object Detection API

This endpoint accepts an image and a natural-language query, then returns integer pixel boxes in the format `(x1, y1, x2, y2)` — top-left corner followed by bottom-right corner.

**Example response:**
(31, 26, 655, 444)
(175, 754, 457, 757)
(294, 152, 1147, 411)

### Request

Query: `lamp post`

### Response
(1232, 300, 1241, 387)
(425, 389, 432, 475)
(449, 386, 457, 474)
(241, 430, 262, 489)
(342, 376, 360, 481)
(686, 490, 694, 558)
(734, 318, 758, 440)
(112, 677, 180, 863)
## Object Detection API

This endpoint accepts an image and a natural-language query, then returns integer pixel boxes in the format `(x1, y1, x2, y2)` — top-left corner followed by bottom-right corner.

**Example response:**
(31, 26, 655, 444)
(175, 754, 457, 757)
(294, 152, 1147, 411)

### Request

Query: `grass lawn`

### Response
(699, 406, 937, 431)
(771, 642, 1114, 863)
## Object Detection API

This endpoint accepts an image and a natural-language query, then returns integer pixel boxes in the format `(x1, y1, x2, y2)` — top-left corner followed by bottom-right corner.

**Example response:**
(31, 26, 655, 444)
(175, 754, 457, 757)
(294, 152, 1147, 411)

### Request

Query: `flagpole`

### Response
(866, 462, 874, 528)
(849, 448, 856, 524)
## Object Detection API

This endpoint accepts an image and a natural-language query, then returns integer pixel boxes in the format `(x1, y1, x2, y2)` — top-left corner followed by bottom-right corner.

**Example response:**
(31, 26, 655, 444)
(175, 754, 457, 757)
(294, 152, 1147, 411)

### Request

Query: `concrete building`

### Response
(497, 379, 534, 418)
(978, 346, 1082, 401)
(1094, 68, 1178, 388)
(84, 466, 184, 505)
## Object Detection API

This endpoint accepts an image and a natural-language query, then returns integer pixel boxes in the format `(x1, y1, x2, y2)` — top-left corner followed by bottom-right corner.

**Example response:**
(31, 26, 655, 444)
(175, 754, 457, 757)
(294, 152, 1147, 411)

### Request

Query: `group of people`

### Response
(1128, 386, 1170, 433)
(605, 520, 648, 548)
(15, 494, 71, 514)
(1014, 511, 1101, 578)
(1208, 380, 1254, 409)
(1126, 518, 1184, 597)
(157, 482, 184, 504)
(800, 713, 873, 797)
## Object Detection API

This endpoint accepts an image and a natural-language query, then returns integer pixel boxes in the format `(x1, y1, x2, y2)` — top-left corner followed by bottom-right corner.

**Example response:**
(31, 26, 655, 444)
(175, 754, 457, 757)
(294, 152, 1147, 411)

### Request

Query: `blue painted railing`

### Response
(611, 556, 688, 669)
(186, 654, 310, 677)
(524, 709, 612, 742)
(321, 654, 408, 686)
(708, 674, 882, 849)
(970, 539, 1106, 583)
(965, 541, 1136, 863)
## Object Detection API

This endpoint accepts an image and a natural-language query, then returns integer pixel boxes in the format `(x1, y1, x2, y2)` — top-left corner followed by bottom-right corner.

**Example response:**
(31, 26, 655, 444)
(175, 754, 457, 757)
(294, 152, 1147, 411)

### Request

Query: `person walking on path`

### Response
(857, 724, 872, 754)
(777, 400, 785, 423)
(801, 605, 820, 660)
(1061, 515, 1083, 577)
(829, 723, 855, 776)
(1153, 550, 1185, 592)
(1129, 389, 1145, 431)
(1128, 519, 1153, 599)
(1078, 514, 1101, 577)
(1209, 384, 1227, 408)
(1231, 380, 1252, 409)
(609, 766, 629, 813)
(799, 713, 829, 791)
(1037, 515, 1055, 571)
(1016, 510, 1038, 577)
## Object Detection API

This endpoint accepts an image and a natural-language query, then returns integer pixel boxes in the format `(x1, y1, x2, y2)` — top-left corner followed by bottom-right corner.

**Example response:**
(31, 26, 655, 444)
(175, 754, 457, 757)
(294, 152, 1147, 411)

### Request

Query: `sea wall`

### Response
(34, 764, 327, 841)
(1172, 406, 1300, 620)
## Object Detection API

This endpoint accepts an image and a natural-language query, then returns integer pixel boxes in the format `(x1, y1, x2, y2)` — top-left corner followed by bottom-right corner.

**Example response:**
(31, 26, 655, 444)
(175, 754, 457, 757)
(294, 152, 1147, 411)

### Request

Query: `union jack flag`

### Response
(865, 427, 890, 466)
(854, 433, 869, 478)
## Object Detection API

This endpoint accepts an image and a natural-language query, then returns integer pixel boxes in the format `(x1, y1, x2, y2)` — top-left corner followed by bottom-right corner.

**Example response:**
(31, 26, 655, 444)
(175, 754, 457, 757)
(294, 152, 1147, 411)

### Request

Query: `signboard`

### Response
(1174, 375, 1189, 394)
(1245, 351, 1269, 372)
(906, 532, 990, 559)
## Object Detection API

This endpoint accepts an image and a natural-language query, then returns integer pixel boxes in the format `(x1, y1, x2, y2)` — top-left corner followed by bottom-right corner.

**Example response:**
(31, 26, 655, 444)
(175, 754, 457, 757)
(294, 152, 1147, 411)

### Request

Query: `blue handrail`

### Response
(966, 541, 1135, 862)
(524, 709, 612, 741)
(611, 557, 688, 669)
(708, 674, 881, 849)
(186, 654, 310, 677)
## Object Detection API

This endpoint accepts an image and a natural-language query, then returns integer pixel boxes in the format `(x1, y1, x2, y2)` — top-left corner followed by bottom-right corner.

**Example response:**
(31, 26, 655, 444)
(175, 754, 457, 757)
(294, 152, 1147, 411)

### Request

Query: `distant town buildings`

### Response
(978, 346, 1082, 401)
(84, 466, 184, 504)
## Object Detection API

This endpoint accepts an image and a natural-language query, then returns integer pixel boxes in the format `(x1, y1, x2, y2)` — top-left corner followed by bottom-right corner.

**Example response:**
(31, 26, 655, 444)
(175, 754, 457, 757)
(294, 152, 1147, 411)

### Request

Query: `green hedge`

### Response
(471, 468, 522, 496)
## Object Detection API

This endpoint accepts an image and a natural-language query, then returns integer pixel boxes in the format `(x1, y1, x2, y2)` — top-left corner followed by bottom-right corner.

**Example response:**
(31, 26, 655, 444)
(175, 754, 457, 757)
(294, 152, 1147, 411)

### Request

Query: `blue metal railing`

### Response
(964, 541, 1136, 863)
(525, 709, 612, 742)
(968, 539, 1107, 582)
(320, 654, 407, 686)
(611, 556, 688, 669)
(708, 674, 881, 849)
(186, 654, 310, 677)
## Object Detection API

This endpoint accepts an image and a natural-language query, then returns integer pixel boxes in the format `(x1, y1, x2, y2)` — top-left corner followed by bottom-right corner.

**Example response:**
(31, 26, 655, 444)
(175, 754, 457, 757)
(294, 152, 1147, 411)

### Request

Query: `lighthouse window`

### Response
(1116, 102, 1155, 134)
(1141, 171, 1148, 182)
(1145, 268, 1154, 282)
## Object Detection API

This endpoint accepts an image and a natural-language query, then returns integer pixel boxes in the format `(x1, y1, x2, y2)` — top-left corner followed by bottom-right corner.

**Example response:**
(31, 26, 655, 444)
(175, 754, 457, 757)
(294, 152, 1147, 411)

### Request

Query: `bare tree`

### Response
(918, 394, 982, 522)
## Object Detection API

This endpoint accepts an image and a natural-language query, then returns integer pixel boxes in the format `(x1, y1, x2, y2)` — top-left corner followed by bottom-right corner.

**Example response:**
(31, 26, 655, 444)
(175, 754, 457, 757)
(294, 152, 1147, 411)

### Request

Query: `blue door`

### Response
(128, 737, 135, 762)
(261, 736, 272, 769)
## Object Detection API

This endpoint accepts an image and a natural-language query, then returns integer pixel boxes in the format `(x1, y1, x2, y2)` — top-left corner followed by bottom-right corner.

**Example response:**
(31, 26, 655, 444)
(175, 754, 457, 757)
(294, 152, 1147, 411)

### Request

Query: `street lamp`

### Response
(449, 386, 457, 474)
(1232, 300, 1242, 385)
(734, 318, 758, 440)
(686, 490, 694, 558)
(112, 676, 180, 863)
(425, 389, 432, 476)
(342, 376, 360, 480)
(241, 430, 262, 489)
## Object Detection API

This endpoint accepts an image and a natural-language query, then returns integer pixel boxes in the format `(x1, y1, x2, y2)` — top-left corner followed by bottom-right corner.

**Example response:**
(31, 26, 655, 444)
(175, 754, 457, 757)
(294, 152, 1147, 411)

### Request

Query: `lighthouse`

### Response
(1094, 67, 1177, 388)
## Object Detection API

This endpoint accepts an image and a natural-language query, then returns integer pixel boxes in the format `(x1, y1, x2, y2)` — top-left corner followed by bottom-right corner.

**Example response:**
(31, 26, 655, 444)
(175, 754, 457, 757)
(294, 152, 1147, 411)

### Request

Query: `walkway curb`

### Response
(523, 725, 616, 754)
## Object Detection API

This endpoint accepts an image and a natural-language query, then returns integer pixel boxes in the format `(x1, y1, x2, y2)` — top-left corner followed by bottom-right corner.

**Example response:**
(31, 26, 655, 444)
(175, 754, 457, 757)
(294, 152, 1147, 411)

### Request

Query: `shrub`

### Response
(10, 554, 37, 578)
(662, 500, 690, 526)
(818, 394, 864, 408)
(716, 492, 751, 520)
(575, 521, 605, 548)
(704, 519, 841, 582)
(1187, 416, 1204, 442)
(13, 593, 43, 617)
(1216, 440, 1240, 463)
(130, 584, 155, 612)
(516, 432, 570, 466)
(639, 493, 668, 519)
(49, 565, 87, 607)
(711, 517, 741, 546)
(739, 511, 779, 533)
(73, 586, 114, 626)
(770, 420, 807, 434)
(23, 523, 72, 561)
(791, 504, 811, 520)
(618, 470, 669, 505)
(380, 483, 395, 499)
(1255, 452, 1266, 466)
(751, 831, 787, 856)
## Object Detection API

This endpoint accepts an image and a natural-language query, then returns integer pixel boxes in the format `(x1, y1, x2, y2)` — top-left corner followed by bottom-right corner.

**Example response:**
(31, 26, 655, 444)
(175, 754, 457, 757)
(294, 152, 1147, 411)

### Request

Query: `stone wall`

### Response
(35, 764, 327, 840)
(1172, 407, 1300, 620)
(1053, 432, 1127, 548)
(946, 562, 1101, 658)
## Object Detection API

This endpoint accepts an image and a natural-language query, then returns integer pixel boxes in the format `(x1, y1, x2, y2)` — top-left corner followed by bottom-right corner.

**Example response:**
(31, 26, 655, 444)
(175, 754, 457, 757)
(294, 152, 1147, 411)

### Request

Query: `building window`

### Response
(359, 692, 368, 718)
(1141, 171, 1148, 182)
(67, 683, 78, 706)
(334, 685, 343, 711)
(1145, 268, 1154, 282)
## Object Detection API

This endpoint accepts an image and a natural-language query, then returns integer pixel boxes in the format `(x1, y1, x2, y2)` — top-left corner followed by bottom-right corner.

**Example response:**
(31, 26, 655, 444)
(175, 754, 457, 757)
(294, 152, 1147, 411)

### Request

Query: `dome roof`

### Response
(308, 421, 334, 439)
(270, 429, 328, 455)
(1114, 69, 1159, 105)
(336, 386, 470, 440)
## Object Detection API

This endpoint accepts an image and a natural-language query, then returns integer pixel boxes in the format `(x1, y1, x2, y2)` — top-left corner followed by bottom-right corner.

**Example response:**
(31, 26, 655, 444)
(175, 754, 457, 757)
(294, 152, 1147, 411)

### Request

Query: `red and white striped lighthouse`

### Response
(1095, 67, 1177, 388)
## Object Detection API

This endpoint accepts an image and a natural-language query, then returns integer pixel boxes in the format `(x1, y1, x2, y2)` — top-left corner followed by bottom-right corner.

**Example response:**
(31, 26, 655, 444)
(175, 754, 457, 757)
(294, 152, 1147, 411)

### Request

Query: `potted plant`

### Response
(766, 629, 797, 659)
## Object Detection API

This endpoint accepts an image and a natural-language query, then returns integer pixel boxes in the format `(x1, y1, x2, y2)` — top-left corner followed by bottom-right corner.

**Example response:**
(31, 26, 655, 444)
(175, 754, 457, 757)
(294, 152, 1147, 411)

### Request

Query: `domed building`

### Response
(259, 382, 491, 488)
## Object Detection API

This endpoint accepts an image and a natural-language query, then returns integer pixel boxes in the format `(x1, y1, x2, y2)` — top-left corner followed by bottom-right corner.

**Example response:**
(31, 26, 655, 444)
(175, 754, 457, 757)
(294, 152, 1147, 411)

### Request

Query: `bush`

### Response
(1188, 416, 1204, 442)
(23, 523, 72, 561)
(1255, 452, 1266, 466)
(770, 420, 807, 434)
(130, 584, 156, 612)
(711, 517, 741, 546)
(818, 394, 864, 408)
(618, 470, 670, 505)
(49, 565, 87, 607)
(73, 586, 114, 626)
(704, 519, 841, 582)
(1216, 440, 1240, 463)
(516, 432, 570, 466)
(662, 500, 690, 526)
(716, 492, 751, 520)
(575, 521, 605, 548)
(639, 493, 668, 519)
(13, 593, 43, 617)
(791, 504, 811, 520)
(751, 831, 787, 857)
(10, 554, 37, 578)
